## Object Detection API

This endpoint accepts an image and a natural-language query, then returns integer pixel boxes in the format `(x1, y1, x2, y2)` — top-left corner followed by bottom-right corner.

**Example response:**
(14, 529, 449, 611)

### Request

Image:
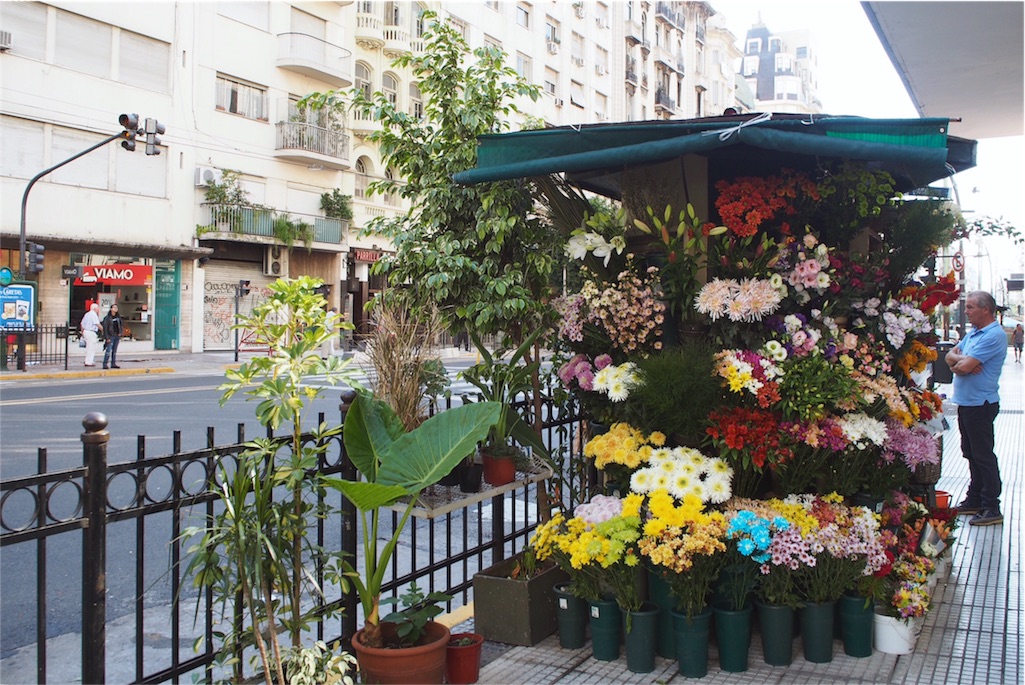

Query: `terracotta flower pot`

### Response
(482, 453, 516, 486)
(351, 621, 450, 684)
(446, 632, 484, 684)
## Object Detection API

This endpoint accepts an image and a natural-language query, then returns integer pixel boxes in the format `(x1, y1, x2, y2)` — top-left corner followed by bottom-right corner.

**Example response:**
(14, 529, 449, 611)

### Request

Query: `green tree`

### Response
(302, 11, 557, 344)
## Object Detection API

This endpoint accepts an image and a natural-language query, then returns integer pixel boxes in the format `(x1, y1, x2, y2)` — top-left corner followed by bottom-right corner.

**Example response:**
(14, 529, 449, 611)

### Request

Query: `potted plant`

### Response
(182, 277, 361, 685)
(461, 328, 549, 486)
(472, 548, 567, 646)
(446, 632, 484, 685)
(323, 391, 500, 683)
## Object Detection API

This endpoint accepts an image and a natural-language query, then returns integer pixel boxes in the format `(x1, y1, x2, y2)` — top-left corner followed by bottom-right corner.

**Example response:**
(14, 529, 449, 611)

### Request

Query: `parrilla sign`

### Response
(74, 265, 153, 286)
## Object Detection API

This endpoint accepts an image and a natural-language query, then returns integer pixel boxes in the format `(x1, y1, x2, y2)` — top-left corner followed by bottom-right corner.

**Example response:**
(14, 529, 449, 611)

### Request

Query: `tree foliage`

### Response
(302, 12, 558, 342)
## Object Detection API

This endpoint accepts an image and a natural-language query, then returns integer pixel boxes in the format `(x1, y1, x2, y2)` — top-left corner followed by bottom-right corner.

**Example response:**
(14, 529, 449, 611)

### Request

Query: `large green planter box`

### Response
(472, 552, 568, 646)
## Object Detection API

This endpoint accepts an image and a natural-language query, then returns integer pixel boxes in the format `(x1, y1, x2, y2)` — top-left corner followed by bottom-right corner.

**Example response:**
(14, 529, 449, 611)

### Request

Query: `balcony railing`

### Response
(383, 25, 411, 56)
(655, 90, 676, 112)
(625, 68, 638, 85)
(276, 33, 353, 87)
(355, 13, 384, 48)
(655, 2, 686, 30)
(275, 121, 350, 164)
(199, 205, 346, 245)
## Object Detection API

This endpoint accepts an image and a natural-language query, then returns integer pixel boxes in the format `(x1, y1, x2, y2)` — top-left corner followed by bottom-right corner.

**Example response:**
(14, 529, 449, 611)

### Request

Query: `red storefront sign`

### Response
(74, 265, 153, 286)
(353, 249, 383, 263)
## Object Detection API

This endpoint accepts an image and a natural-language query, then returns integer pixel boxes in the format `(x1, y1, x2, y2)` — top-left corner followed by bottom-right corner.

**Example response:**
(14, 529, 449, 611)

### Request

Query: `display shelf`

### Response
(390, 454, 553, 520)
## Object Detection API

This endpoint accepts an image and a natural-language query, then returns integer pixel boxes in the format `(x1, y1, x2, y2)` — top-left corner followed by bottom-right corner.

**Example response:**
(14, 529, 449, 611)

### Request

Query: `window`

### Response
(595, 92, 608, 120)
(384, 168, 399, 206)
(484, 34, 502, 53)
(769, 38, 781, 52)
(743, 55, 759, 76)
(383, 73, 398, 105)
(409, 83, 423, 118)
(119, 30, 170, 92)
(746, 38, 761, 55)
(357, 0, 374, 14)
(796, 46, 808, 59)
(545, 20, 559, 44)
(385, 1, 401, 26)
(775, 54, 793, 73)
(51, 129, 109, 191)
(413, 4, 428, 37)
(596, 46, 609, 71)
(570, 80, 585, 107)
(216, 75, 268, 121)
(2, 1, 47, 61)
(218, 1, 269, 31)
(595, 2, 609, 26)
(355, 63, 372, 99)
(354, 158, 370, 198)
(0, 116, 45, 179)
(572, 32, 585, 61)
(449, 17, 468, 40)
(516, 3, 530, 28)
(515, 53, 532, 81)
(55, 11, 112, 78)
(485, 0, 499, 9)
(544, 67, 558, 96)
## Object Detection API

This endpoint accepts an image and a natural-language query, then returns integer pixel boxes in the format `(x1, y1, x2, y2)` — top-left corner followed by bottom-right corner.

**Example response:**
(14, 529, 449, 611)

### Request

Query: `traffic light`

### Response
(238, 280, 251, 298)
(144, 117, 165, 155)
(26, 241, 45, 274)
(119, 113, 140, 152)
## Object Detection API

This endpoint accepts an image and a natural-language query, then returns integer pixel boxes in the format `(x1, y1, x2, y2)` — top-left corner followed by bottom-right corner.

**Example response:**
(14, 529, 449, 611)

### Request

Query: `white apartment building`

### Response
(0, 1, 747, 352)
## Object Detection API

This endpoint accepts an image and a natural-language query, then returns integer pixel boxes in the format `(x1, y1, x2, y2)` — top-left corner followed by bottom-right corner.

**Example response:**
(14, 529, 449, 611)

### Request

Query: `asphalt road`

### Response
(0, 359, 480, 660)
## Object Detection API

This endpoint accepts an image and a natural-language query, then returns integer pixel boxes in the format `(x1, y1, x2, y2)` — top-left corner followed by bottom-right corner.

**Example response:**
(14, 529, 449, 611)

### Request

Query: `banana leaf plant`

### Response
(324, 392, 501, 649)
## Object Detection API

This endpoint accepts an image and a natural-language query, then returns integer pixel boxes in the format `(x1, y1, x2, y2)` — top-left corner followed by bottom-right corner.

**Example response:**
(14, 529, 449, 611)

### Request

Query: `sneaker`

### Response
(102, 365, 109, 369)
(956, 500, 982, 515)
(969, 510, 1003, 526)
(111, 365, 120, 369)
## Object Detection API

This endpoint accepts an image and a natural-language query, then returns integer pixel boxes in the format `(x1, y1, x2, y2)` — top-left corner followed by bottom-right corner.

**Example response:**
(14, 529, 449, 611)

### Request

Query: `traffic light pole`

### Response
(19, 130, 131, 277)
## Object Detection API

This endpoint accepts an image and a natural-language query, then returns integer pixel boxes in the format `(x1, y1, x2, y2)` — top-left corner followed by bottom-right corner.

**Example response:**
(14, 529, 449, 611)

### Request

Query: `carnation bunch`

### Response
(776, 232, 835, 305)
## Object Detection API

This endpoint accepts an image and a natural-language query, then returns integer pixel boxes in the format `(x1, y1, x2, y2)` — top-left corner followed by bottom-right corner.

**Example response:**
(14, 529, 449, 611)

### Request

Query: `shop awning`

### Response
(452, 114, 977, 195)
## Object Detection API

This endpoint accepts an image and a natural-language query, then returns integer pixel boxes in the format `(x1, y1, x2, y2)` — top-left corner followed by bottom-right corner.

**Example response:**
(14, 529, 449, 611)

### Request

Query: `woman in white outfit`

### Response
(80, 303, 102, 367)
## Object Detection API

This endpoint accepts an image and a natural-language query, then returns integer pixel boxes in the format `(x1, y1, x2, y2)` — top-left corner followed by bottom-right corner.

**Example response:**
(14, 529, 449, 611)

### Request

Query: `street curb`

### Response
(0, 366, 177, 381)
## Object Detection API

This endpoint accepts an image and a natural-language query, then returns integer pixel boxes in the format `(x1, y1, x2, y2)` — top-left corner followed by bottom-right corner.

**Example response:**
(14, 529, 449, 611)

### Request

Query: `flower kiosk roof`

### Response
(452, 113, 977, 197)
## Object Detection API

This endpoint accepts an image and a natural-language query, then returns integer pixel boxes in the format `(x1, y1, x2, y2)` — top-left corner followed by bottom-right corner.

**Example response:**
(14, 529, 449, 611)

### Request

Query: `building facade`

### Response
(0, 1, 756, 351)
(739, 20, 822, 114)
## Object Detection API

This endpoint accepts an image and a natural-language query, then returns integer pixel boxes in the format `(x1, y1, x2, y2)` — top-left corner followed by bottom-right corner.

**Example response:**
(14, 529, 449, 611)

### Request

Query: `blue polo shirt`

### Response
(952, 321, 1007, 406)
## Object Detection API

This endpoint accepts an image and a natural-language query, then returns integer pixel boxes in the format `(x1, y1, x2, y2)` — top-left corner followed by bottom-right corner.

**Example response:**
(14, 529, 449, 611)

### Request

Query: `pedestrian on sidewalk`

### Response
(945, 290, 1008, 526)
(321, 307, 339, 358)
(1013, 324, 1023, 363)
(102, 304, 124, 369)
(80, 303, 102, 367)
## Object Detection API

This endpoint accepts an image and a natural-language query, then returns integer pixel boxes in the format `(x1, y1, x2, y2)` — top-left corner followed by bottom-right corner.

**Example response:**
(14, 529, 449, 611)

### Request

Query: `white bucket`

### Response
(873, 612, 921, 655)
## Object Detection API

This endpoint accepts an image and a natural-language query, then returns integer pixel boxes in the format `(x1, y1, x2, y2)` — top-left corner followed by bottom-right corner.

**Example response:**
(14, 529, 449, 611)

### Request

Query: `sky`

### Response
(712, 1, 1025, 294)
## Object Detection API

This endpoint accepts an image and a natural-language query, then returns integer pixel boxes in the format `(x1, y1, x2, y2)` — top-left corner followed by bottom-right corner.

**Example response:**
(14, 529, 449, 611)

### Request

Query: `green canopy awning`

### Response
(452, 114, 976, 194)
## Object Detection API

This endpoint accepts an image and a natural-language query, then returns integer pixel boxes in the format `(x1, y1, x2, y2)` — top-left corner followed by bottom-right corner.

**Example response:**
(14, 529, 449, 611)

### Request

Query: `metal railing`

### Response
(0, 391, 591, 684)
(1, 323, 71, 371)
(200, 205, 346, 245)
(275, 120, 350, 161)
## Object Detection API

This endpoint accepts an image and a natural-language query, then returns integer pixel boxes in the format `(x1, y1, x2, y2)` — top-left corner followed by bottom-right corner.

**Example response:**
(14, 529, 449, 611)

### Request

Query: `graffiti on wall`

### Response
(203, 280, 270, 349)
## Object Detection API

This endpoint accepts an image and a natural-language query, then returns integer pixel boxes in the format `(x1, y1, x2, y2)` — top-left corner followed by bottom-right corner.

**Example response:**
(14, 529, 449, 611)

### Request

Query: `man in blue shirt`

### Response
(945, 291, 1008, 526)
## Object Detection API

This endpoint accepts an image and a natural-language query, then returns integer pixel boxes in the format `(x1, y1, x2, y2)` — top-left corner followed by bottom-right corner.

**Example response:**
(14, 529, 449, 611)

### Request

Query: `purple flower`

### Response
(595, 354, 613, 370)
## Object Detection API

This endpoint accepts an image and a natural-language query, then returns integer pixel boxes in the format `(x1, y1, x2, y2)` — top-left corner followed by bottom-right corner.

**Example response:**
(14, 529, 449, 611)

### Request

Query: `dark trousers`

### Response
(103, 335, 120, 367)
(958, 402, 1002, 511)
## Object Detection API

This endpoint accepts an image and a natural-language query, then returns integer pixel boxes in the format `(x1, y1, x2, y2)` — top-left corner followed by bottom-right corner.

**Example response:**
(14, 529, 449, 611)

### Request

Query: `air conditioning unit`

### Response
(264, 245, 289, 277)
(554, 98, 564, 107)
(595, 17, 608, 29)
(571, 56, 584, 67)
(595, 64, 607, 76)
(0, 31, 12, 52)
(195, 166, 223, 188)
(546, 40, 559, 54)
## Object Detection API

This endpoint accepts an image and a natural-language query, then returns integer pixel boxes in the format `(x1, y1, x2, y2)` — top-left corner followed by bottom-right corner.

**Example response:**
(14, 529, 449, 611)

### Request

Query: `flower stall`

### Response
(455, 113, 974, 671)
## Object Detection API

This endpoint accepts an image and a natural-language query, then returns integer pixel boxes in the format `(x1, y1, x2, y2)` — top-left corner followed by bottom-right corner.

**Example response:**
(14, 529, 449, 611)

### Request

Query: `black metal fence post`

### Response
(81, 412, 109, 685)
(339, 389, 358, 638)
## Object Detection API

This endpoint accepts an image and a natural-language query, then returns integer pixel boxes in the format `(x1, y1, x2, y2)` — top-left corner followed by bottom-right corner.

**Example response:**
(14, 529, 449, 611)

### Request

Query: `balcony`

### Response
(625, 68, 638, 86)
(653, 44, 677, 71)
(276, 33, 353, 87)
(383, 25, 411, 58)
(350, 108, 381, 138)
(624, 20, 643, 45)
(695, 24, 706, 43)
(355, 12, 384, 49)
(273, 120, 351, 170)
(655, 89, 676, 113)
(199, 205, 347, 246)
(655, 2, 685, 31)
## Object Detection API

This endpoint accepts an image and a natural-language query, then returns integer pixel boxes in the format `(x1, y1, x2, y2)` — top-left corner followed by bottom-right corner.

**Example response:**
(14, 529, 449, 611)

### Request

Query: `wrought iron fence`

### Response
(1, 323, 72, 372)
(0, 390, 590, 684)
